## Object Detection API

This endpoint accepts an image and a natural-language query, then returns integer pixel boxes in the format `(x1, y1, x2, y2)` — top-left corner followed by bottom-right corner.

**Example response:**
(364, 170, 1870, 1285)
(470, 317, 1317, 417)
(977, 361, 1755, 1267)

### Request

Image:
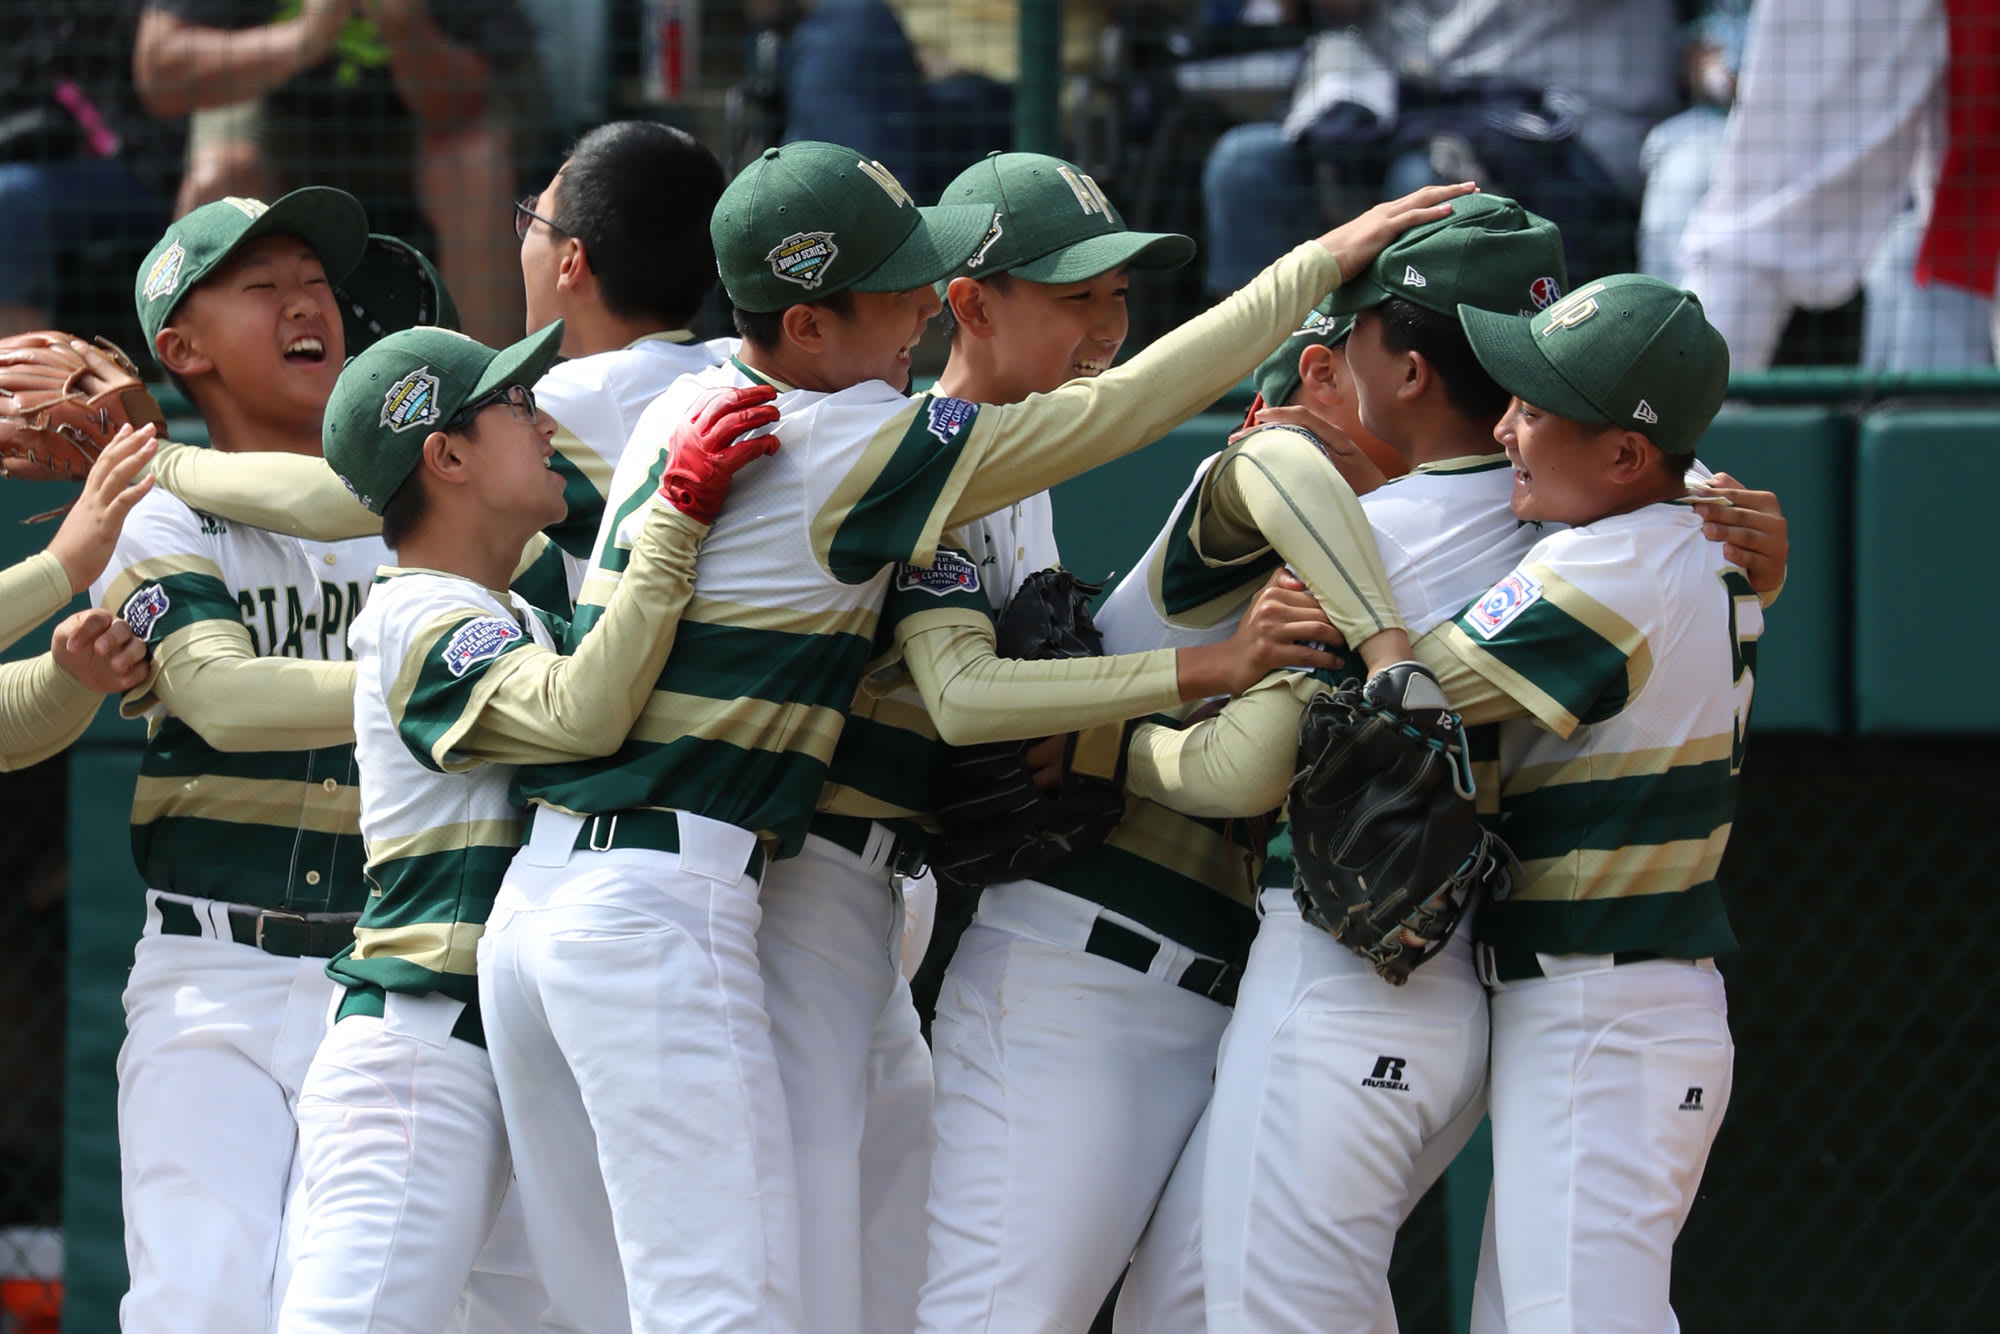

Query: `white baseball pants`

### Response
(1469, 957, 1733, 1334)
(758, 832, 933, 1334)
(278, 995, 543, 1334)
(916, 879, 1232, 1334)
(1195, 889, 1489, 1334)
(117, 899, 336, 1334)
(478, 810, 803, 1334)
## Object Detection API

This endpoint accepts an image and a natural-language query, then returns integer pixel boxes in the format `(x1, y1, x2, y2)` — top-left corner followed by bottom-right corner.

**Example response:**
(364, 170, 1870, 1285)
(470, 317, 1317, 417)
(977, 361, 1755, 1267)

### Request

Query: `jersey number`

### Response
(1719, 570, 1759, 774)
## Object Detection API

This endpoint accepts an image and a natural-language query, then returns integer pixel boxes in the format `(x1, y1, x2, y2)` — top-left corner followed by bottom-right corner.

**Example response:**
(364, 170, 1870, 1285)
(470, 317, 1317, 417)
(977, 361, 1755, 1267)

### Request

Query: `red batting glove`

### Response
(659, 384, 782, 524)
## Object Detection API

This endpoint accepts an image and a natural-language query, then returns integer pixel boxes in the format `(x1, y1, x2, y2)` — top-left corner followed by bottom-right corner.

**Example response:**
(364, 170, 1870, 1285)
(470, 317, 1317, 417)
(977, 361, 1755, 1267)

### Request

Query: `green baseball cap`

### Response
(1253, 299, 1355, 407)
(1328, 193, 1567, 321)
(135, 187, 371, 347)
(713, 142, 996, 312)
(334, 234, 462, 356)
(937, 151, 1194, 283)
(1458, 274, 1730, 455)
(322, 321, 566, 514)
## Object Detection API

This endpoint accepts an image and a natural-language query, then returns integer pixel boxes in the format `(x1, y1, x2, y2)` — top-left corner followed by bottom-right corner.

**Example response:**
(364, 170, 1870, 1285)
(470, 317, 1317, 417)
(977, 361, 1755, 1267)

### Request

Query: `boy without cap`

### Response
(96, 187, 384, 1334)
(477, 139, 1468, 1332)
(275, 323, 776, 1334)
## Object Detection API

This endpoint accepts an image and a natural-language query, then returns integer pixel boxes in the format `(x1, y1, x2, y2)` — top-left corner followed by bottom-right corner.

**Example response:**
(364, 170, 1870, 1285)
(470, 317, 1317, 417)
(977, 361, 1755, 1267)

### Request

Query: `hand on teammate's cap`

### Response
(1314, 183, 1478, 288)
(659, 385, 782, 525)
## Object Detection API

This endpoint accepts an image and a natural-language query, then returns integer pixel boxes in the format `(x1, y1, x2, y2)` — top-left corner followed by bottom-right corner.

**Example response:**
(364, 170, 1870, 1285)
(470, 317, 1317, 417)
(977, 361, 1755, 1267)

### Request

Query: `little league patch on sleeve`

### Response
(381, 366, 442, 432)
(926, 396, 977, 445)
(1464, 571, 1542, 640)
(767, 232, 838, 289)
(121, 583, 170, 641)
(896, 550, 982, 597)
(442, 617, 523, 677)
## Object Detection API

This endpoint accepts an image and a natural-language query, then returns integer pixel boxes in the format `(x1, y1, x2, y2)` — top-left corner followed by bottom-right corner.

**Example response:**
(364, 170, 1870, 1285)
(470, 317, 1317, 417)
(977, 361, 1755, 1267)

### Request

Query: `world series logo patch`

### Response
(381, 366, 442, 433)
(121, 583, 170, 640)
(926, 396, 977, 444)
(142, 242, 186, 303)
(442, 617, 522, 677)
(766, 232, 838, 289)
(896, 550, 981, 597)
(1465, 571, 1542, 640)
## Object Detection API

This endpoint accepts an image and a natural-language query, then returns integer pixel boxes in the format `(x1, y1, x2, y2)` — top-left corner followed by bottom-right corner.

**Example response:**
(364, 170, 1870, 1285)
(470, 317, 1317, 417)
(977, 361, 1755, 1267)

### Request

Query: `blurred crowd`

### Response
(6, 0, 1993, 370)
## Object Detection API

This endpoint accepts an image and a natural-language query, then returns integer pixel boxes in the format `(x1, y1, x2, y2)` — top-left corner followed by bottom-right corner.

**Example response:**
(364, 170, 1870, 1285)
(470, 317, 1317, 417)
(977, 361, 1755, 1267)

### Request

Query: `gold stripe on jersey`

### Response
(1514, 836, 1732, 904)
(347, 919, 485, 977)
(623, 689, 849, 755)
(100, 552, 230, 621)
(131, 772, 360, 832)
(1506, 732, 1735, 794)
(550, 423, 615, 497)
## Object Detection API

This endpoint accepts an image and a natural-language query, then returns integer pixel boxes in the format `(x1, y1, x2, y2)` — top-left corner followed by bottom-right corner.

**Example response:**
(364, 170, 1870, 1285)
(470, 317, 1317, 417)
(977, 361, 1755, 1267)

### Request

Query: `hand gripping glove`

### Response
(1288, 661, 1519, 984)
(928, 568, 1130, 893)
(0, 332, 166, 484)
(658, 384, 781, 523)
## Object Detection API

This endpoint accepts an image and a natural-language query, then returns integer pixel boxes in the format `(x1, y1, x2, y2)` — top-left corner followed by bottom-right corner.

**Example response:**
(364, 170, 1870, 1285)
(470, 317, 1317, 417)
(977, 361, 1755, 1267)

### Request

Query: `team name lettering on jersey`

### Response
(896, 550, 981, 596)
(442, 617, 523, 676)
(1466, 571, 1542, 639)
(234, 580, 367, 658)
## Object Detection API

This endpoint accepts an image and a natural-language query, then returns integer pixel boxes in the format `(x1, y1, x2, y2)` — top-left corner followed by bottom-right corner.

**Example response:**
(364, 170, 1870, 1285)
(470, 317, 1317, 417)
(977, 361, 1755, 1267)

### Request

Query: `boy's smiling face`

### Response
(1495, 396, 1627, 525)
(973, 266, 1132, 401)
(170, 234, 344, 427)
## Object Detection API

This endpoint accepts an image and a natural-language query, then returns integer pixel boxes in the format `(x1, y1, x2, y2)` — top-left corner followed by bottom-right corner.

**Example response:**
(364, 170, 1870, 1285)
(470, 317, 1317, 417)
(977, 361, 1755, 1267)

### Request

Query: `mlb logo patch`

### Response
(381, 366, 442, 433)
(442, 617, 522, 677)
(1529, 276, 1563, 310)
(766, 231, 838, 289)
(121, 583, 171, 640)
(142, 242, 186, 303)
(1465, 571, 1543, 640)
(926, 396, 977, 445)
(896, 550, 981, 597)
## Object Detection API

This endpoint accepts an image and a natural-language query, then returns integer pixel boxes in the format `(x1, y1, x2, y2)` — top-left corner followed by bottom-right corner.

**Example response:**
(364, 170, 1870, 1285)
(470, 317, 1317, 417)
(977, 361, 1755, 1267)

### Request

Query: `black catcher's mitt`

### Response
(1290, 662, 1518, 984)
(929, 568, 1129, 893)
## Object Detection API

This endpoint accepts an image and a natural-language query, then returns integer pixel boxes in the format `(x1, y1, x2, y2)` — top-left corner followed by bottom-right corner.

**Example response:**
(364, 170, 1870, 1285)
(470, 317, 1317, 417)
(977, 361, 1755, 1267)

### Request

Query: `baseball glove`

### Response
(1289, 661, 1518, 984)
(928, 568, 1130, 893)
(0, 332, 166, 484)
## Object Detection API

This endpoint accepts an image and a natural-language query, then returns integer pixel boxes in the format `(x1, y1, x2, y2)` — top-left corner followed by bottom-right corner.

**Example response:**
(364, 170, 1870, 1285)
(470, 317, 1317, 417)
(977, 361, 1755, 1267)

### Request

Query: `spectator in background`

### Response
(1636, 0, 1748, 290)
(0, 3, 178, 338)
(132, 0, 544, 346)
(1200, 0, 1680, 296)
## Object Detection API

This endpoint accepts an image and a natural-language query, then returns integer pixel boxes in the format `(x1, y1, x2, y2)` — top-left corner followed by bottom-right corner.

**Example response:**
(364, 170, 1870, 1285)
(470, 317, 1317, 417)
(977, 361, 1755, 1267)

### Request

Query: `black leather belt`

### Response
(810, 813, 931, 878)
(533, 806, 766, 881)
(1480, 944, 1671, 984)
(156, 898, 359, 960)
(1084, 916, 1243, 1007)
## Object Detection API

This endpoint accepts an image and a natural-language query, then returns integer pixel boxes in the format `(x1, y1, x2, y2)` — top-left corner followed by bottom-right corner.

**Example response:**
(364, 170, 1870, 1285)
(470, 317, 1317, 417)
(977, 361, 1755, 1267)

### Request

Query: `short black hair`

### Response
(731, 288, 857, 350)
(378, 473, 428, 549)
(1374, 296, 1511, 423)
(552, 121, 724, 329)
(937, 271, 1011, 342)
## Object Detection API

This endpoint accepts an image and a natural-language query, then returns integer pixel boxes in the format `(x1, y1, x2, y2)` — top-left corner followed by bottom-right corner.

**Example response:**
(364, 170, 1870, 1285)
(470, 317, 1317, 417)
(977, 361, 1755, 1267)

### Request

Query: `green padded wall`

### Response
(1854, 407, 2000, 732)
(1697, 406, 1851, 733)
(1049, 413, 1237, 586)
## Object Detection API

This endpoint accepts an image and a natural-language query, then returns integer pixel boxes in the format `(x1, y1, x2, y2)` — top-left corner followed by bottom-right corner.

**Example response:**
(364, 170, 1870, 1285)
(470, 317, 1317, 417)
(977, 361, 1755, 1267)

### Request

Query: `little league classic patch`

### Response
(897, 550, 981, 597)
(142, 242, 186, 303)
(767, 231, 838, 289)
(1465, 571, 1542, 640)
(121, 583, 170, 640)
(926, 396, 977, 445)
(381, 365, 442, 432)
(442, 617, 522, 677)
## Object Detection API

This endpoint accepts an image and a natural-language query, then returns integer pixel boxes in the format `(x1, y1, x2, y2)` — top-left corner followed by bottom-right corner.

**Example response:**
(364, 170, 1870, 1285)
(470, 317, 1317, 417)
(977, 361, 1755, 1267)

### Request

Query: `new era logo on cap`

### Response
(1404, 265, 1428, 288)
(1633, 399, 1659, 424)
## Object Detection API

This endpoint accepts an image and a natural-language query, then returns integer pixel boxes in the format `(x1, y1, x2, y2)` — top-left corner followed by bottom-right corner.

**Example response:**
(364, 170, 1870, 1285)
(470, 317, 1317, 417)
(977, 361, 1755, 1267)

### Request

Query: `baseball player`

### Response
(756, 149, 1348, 1334)
(0, 424, 156, 768)
(1441, 277, 1752, 1334)
(94, 187, 382, 1334)
(275, 322, 777, 1333)
(147, 119, 736, 615)
(474, 140, 1467, 1332)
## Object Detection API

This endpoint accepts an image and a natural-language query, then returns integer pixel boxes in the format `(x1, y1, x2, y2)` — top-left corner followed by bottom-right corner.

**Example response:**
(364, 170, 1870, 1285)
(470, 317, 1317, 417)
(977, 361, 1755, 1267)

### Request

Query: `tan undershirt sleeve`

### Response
(1124, 670, 1322, 819)
(151, 441, 381, 540)
(440, 505, 707, 765)
(139, 620, 358, 750)
(0, 552, 74, 655)
(895, 611, 1183, 746)
(1200, 428, 1404, 645)
(939, 241, 1348, 529)
(0, 655, 101, 772)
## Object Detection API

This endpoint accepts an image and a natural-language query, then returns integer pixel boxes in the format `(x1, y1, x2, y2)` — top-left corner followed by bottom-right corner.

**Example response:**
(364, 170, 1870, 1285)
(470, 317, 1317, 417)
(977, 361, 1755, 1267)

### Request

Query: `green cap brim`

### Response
(1326, 274, 1393, 317)
(850, 203, 998, 292)
(237, 187, 371, 288)
(1008, 229, 1196, 283)
(469, 321, 567, 403)
(1457, 305, 1608, 425)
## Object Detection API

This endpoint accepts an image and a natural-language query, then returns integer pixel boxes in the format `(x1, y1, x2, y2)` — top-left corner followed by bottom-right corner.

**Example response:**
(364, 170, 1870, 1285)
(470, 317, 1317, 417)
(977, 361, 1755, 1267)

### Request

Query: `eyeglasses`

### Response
(445, 382, 538, 431)
(515, 195, 566, 242)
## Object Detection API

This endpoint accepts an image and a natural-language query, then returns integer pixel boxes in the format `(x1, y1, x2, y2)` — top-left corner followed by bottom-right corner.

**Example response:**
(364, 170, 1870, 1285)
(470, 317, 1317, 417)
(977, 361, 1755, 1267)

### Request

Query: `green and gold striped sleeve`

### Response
(393, 505, 708, 769)
(1197, 428, 1404, 647)
(1421, 564, 1651, 738)
(150, 441, 380, 540)
(813, 241, 1349, 581)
